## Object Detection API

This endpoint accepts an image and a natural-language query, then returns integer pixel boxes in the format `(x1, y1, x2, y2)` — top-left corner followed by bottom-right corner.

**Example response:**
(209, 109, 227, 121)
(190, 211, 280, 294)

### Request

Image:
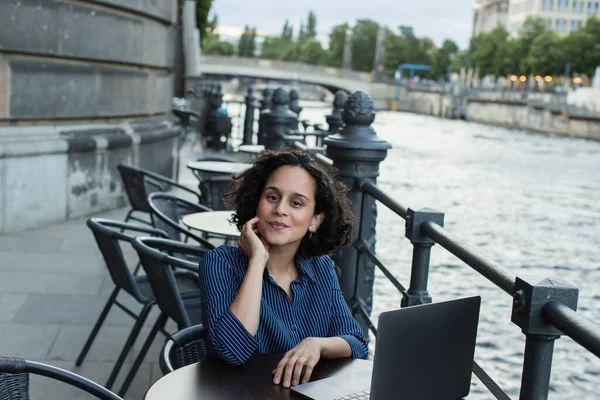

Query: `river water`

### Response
(298, 107, 600, 399)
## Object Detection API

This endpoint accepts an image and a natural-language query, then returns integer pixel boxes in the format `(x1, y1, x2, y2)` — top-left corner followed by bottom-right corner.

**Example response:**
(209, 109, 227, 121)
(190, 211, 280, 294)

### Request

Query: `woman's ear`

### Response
(309, 213, 325, 233)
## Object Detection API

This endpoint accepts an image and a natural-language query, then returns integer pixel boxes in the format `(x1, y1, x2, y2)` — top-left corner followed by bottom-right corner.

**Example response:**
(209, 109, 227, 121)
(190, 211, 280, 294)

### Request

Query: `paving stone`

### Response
(0, 235, 63, 253)
(0, 271, 104, 295)
(0, 251, 105, 275)
(0, 293, 27, 321)
(0, 322, 61, 359)
(47, 324, 170, 364)
(12, 292, 164, 328)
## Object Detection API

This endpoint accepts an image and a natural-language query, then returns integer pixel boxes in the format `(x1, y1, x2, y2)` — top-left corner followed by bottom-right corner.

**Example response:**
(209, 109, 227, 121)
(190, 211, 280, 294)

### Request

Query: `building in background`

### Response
(472, 0, 510, 36)
(507, 0, 599, 36)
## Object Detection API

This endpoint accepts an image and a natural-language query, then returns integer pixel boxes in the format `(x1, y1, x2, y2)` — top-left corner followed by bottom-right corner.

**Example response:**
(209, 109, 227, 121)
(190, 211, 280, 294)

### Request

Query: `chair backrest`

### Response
(117, 164, 162, 213)
(198, 176, 234, 211)
(159, 324, 209, 375)
(0, 357, 122, 400)
(87, 218, 165, 303)
(147, 192, 214, 249)
(132, 237, 208, 330)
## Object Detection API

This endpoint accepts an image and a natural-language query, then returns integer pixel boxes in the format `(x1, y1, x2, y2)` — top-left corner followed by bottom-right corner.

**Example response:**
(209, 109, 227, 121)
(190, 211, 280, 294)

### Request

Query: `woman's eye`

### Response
(292, 201, 303, 207)
(267, 194, 279, 201)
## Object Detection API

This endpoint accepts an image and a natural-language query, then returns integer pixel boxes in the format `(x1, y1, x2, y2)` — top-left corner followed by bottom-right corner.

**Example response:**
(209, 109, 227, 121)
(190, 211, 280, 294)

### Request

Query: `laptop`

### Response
(291, 296, 481, 400)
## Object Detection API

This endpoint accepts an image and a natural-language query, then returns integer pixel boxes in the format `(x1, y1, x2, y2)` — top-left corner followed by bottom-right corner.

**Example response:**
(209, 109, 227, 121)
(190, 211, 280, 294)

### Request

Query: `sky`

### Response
(211, 0, 476, 50)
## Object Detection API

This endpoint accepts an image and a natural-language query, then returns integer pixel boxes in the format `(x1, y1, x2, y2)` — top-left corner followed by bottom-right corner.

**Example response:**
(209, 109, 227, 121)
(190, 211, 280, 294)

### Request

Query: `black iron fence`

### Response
(185, 82, 600, 400)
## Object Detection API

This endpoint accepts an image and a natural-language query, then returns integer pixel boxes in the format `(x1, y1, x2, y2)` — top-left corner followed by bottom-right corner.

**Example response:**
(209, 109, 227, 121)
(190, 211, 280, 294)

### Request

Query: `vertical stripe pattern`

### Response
(199, 245, 369, 365)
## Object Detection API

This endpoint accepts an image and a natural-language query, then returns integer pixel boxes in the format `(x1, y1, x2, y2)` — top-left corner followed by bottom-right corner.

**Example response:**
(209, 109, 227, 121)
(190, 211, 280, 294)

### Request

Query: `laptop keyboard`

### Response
(334, 390, 370, 400)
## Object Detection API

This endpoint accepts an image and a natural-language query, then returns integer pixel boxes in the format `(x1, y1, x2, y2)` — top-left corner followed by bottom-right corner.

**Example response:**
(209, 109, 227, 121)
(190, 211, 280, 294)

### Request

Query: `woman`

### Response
(199, 149, 368, 389)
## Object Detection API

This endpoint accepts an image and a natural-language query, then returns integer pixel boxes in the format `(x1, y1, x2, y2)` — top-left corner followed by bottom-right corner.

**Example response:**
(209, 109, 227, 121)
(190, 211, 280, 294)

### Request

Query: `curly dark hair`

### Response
(223, 149, 355, 258)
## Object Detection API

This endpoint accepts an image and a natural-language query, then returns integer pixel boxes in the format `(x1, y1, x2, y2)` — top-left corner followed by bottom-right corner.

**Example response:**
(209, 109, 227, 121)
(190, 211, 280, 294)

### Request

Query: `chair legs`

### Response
(118, 313, 168, 397)
(76, 287, 120, 366)
(105, 303, 153, 390)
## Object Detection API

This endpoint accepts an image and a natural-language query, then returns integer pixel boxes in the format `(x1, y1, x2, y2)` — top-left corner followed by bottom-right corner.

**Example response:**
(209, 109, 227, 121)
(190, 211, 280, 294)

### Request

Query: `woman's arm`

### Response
(199, 249, 262, 365)
(326, 258, 369, 359)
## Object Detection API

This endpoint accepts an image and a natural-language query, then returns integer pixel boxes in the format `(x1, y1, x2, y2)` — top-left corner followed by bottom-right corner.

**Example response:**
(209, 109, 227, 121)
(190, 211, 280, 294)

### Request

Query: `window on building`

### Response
(572, 0, 584, 12)
(543, 0, 554, 11)
(498, 1, 509, 11)
(558, 0, 569, 10)
(556, 18, 567, 31)
(571, 20, 582, 30)
(545, 18, 553, 29)
(588, 1, 599, 13)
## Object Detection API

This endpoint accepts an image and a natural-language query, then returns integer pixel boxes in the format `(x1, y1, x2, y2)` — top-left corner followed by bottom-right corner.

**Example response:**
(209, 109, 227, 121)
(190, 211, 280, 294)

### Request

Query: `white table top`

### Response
(187, 161, 252, 175)
(181, 211, 240, 238)
(238, 144, 265, 154)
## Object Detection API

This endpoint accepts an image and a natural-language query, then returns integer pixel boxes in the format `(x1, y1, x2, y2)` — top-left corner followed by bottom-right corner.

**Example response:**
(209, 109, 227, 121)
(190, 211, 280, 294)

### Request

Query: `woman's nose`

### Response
(274, 202, 288, 215)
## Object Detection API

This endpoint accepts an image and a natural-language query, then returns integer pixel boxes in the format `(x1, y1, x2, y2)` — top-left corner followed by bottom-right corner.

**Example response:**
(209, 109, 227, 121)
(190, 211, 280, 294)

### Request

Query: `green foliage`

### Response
(194, 0, 213, 46)
(237, 25, 257, 58)
(299, 37, 325, 64)
(432, 39, 459, 79)
(325, 23, 349, 67)
(307, 11, 317, 39)
(205, 9, 599, 82)
(351, 20, 379, 72)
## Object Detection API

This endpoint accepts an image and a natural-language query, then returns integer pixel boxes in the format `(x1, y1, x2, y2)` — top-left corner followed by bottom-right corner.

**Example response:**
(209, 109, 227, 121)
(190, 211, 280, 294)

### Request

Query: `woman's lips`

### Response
(269, 222, 289, 231)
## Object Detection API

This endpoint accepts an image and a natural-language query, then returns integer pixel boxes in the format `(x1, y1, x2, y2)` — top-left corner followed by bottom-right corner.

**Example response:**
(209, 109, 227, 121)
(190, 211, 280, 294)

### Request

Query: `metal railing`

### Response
(292, 141, 600, 400)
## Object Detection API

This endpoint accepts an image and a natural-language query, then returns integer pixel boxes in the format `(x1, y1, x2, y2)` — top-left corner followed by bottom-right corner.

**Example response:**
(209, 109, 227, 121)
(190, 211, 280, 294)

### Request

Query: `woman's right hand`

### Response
(238, 216, 269, 264)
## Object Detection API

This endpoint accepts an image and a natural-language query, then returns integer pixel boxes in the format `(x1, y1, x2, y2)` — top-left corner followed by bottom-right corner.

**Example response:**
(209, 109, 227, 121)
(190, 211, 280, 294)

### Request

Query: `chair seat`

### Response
(133, 272, 199, 304)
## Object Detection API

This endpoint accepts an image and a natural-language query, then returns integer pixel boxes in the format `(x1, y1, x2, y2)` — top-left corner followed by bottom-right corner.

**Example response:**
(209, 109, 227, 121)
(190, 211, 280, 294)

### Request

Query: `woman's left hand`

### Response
(272, 338, 323, 387)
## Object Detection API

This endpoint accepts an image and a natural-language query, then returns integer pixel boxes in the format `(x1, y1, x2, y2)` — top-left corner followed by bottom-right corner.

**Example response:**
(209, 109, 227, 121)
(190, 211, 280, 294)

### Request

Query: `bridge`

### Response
(195, 56, 374, 94)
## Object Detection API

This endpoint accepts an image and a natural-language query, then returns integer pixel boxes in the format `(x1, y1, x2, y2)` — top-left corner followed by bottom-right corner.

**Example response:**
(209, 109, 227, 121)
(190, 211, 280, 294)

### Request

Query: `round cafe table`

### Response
(238, 144, 265, 154)
(144, 353, 373, 400)
(187, 161, 251, 176)
(181, 211, 239, 239)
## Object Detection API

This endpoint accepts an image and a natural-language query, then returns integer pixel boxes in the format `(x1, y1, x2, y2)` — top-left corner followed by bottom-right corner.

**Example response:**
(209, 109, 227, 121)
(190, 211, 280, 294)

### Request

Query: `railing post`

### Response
(324, 91, 392, 338)
(257, 88, 273, 145)
(243, 87, 256, 145)
(205, 84, 223, 150)
(262, 88, 298, 151)
(401, 208, 444, 307)
(289, 89, 303, 116)
(325, 90, 348, 134)
(511, 277, 579, 400)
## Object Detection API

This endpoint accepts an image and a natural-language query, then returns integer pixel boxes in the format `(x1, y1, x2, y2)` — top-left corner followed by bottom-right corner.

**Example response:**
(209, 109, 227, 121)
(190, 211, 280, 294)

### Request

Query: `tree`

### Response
(281, 20, 294, 42)
(513, 17, 547, 74)
(524, 32, 564, 75)
(472, 26, 511, 76)
(384, 28, 408, 77)
(561, 31, 593, 75)
(298, 23, 307, 44)
(307, 11, 317, 39)
(261, 36, 287, 59)
(325, 23, 350, 67)
(237, 25, 256, 58)
(194, 0, 214, 46)
(203, 34, 235, 56)
(449, 50, 472, 72)
(432, 39, 459, 80)
(299, 37, 325, 64)
(351, 20, 379, 72)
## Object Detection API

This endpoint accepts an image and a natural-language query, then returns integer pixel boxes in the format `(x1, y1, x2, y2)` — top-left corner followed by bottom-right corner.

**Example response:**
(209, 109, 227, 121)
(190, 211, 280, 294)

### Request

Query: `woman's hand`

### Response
(272, 338, 323, 388)
(238, 216, 269, 264)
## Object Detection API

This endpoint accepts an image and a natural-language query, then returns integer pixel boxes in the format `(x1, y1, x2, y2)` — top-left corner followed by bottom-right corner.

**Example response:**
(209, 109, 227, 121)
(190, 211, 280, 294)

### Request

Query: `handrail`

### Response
(543, 301, 600, 358)
(359, 179, 409, 220)
(420, 220, 517, 296)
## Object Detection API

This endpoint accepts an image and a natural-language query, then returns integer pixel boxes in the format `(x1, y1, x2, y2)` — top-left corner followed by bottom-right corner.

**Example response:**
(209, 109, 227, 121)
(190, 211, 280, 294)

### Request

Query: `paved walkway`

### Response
(0, 143, 249, 399)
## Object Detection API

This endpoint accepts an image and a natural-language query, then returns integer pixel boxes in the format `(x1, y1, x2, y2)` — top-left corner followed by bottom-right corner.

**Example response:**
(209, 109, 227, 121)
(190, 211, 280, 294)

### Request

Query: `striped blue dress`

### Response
(198, 245, 369, 365)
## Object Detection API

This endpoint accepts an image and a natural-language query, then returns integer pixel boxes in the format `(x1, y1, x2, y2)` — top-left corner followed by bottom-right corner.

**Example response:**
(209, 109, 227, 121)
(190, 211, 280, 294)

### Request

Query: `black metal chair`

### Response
(147, 192, 217, 247)
(118, 164, 202, 225)
(198, 175, 235, 211)
(118, 237, 208, 396)
(159, 324, 209, 375)
(75, 218, 200, 391)
(0, 357, 122, 400)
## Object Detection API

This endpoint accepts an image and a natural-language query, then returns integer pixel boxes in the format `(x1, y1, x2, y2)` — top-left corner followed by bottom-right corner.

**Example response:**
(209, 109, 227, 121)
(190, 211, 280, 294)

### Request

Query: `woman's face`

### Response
(256, 165, 323, 248)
